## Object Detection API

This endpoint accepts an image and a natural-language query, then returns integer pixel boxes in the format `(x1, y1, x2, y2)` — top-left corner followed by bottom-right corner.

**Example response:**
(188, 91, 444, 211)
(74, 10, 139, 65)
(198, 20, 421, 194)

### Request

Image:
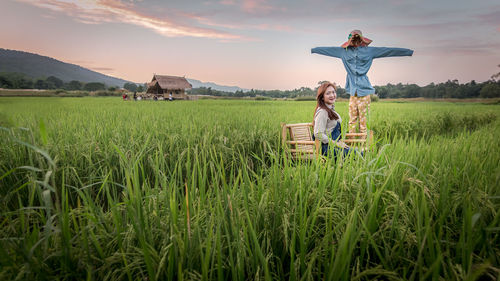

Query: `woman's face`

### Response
(323, 86, 336, 106)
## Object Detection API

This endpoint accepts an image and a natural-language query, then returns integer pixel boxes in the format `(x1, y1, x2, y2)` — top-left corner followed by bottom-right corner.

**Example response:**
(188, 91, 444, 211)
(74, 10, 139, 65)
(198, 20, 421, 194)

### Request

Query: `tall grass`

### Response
(1, 98, 499, 280)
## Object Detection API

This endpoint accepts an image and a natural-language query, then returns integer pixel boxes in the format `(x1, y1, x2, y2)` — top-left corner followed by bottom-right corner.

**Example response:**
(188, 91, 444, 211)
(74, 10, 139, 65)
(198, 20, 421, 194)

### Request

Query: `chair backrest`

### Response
(281, 123, 320, 160)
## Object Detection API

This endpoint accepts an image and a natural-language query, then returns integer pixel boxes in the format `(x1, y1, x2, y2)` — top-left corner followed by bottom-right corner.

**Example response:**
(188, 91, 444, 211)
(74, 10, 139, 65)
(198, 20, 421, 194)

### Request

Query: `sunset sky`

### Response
(1, 0, 499, 90)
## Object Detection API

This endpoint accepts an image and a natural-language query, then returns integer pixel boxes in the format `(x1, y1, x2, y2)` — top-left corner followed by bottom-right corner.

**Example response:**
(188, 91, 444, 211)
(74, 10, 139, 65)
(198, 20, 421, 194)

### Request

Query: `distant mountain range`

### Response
(0, 48, 247, 92)
(186, 78, 247, 93)
(0, 48, 130, 87)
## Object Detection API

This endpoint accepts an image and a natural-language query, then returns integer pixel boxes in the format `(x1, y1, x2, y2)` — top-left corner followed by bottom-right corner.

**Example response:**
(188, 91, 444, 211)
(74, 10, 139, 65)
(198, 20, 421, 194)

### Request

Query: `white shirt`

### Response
(313, 104, 342, 144)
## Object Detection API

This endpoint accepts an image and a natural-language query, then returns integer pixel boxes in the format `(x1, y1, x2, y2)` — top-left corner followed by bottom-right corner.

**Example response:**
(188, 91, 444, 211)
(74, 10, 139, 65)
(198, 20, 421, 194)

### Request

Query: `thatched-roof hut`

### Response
(146, 75, 192, 100)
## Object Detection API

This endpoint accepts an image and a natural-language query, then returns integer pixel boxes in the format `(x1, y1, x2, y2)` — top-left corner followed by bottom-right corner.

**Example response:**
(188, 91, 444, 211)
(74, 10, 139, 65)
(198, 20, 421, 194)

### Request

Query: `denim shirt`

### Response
(311, 46, 414, 96)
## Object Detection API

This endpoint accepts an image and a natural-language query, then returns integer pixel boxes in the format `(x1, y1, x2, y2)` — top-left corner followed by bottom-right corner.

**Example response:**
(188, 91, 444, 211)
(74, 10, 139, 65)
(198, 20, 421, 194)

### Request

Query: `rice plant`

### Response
(0, 97, 499, 280)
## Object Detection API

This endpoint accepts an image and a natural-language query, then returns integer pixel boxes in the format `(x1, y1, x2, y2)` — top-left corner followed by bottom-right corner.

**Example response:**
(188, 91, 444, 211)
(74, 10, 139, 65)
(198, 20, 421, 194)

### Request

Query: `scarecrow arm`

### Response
(370, 47, 414, 59)
(311, 47, 344, 58)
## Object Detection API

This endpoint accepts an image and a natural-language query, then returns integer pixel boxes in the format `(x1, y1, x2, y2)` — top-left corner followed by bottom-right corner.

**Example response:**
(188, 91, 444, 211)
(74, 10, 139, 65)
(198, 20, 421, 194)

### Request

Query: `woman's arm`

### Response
(311, 47, 345, 58)
(314, 110, 330, 144)
(369, 47, 414, 59)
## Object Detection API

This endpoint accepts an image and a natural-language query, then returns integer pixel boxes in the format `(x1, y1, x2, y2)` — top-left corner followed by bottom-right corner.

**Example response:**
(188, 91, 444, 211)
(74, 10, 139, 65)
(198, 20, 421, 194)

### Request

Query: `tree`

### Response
(491, 64, 500, 81)
(0, 74, 10, 88)
(480, 82, 500, 98)
(0, 72, 33, 89)
(124, 82, 138, 92)
(46, 76, 64, 89)
(83, 82, 106, 91)
(405, 84, 421, 98)
(34, 79, 48, 89)
(137, 85, 144, 92)
(374, 86, 388, 98)
(65, 80, 83, 90)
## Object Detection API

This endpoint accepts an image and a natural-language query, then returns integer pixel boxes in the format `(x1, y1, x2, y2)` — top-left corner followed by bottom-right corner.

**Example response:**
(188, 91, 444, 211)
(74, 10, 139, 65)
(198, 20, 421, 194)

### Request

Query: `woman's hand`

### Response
(335, 140, 349, 149)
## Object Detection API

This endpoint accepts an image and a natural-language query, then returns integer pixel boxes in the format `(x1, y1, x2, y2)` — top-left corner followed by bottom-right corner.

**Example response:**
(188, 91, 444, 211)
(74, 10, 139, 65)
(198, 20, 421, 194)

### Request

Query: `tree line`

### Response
(0, 72, 144, 92)
(2, 69, 499, 99)
(189, 79, 500, 99)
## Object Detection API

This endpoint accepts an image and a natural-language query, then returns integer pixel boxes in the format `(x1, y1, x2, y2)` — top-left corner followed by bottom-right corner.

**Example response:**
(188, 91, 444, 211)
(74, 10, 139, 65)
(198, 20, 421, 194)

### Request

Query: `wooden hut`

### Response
(146, 75, 192, 100)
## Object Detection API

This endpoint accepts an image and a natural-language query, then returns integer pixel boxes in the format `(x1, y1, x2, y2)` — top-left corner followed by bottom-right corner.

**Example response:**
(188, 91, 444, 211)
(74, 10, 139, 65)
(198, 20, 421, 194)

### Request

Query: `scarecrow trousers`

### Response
(348, 95, 371, 134)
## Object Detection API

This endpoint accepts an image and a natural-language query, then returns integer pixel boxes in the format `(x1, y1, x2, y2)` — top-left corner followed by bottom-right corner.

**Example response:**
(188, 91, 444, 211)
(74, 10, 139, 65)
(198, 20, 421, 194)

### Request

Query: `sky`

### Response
(0, 0, 499, 90)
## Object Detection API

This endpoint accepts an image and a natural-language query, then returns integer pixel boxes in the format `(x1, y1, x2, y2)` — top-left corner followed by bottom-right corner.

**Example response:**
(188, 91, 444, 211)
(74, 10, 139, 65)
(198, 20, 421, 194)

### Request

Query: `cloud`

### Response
(417, 41, 499, 56)
(475, 10, 500, 33)
(16, 0, 251, 41)
(219, 0, 235, 5)
(477, 10, 500, 25)
(91, 66, 115, 72)
(190, 14, 292, 32)
(241, 0, 275, 14)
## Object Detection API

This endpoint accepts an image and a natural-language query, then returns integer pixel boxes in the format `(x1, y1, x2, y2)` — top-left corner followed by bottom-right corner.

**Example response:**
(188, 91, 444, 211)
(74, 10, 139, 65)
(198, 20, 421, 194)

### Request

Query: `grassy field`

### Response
(1, 97, 499, 280)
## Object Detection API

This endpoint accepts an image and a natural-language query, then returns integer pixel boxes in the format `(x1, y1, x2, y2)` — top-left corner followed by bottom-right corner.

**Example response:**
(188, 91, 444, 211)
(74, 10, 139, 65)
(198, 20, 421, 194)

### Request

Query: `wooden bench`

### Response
(281, 122, 373, 160)
(344, 131, 374, 150)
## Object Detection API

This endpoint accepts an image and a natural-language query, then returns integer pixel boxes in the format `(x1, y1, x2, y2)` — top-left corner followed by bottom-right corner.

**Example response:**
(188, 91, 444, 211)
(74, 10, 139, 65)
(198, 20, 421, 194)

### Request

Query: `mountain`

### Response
(0, 48, 131, 87)
(0, 48, 248, 92)
(186, 78, 248, 93)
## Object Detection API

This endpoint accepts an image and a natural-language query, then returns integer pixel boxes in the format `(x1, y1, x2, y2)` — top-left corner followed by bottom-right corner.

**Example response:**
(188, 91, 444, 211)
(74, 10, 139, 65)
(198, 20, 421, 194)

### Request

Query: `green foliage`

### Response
(294, 96, 316, 101)
(46, 76, 64, 89)
(0, 72, 33, 89)
(123, 82, 138, 92)
(65, 80, 83, 90)
(480, 82, 500, 98)
(254, 96, 272, 100)
(374, 80, 499, 99)
(93, 90, 121, 96)
(83, 82, 106, 91)
(34, 78, 49, 89)
(0, 98, 499, 280)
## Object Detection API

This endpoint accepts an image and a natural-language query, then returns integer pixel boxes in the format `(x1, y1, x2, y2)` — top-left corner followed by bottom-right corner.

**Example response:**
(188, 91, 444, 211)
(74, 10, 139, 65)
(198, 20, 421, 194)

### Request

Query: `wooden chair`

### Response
(281, 123, 320, 160)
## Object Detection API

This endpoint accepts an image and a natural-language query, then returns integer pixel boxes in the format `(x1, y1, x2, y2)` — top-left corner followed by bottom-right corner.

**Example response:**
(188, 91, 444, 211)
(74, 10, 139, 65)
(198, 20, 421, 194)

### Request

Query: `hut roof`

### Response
(151, 75, 192, 90)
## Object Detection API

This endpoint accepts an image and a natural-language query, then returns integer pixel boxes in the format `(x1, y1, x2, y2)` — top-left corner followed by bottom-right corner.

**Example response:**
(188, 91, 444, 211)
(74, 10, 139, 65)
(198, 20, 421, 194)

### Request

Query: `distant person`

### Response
(312, 30, 413, 134)
(169, 93, 173, 101)
(133, 92, 137, 101)
(312, 82, 353, 160)
(122, 93, 128, 101)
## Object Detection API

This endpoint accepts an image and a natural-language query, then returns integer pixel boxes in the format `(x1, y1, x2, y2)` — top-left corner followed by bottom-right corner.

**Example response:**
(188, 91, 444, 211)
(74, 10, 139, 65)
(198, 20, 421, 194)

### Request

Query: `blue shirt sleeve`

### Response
(369, 47, 414, 59)
(311, 47, 344, 58)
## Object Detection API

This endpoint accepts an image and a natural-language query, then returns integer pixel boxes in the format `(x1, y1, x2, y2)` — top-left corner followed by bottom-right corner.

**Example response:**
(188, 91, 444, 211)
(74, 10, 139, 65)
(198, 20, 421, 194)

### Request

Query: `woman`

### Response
(313, 82, 351, 159)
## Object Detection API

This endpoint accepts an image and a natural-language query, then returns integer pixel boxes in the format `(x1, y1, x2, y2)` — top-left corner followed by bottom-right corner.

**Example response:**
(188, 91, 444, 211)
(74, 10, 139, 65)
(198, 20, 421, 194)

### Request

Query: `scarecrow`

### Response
(312, 30, 414, 134)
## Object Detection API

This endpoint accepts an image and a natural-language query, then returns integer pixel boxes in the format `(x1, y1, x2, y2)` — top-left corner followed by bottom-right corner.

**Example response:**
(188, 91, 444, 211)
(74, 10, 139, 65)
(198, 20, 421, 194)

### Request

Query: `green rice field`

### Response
(1, 97, 499, 280)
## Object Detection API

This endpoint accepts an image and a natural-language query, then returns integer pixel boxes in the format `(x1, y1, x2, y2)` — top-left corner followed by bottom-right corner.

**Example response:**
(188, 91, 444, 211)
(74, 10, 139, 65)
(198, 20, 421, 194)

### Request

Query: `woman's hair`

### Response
(313, 82, 339, 124)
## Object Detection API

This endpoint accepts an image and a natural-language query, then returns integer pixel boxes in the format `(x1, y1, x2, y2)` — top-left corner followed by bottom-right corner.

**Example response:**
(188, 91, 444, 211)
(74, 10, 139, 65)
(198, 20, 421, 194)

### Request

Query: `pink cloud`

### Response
(219, 0, 235, 5)
(16, 0, 251, 41)
(242, 0, 274, 14)
(190, 14, 292, 33)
